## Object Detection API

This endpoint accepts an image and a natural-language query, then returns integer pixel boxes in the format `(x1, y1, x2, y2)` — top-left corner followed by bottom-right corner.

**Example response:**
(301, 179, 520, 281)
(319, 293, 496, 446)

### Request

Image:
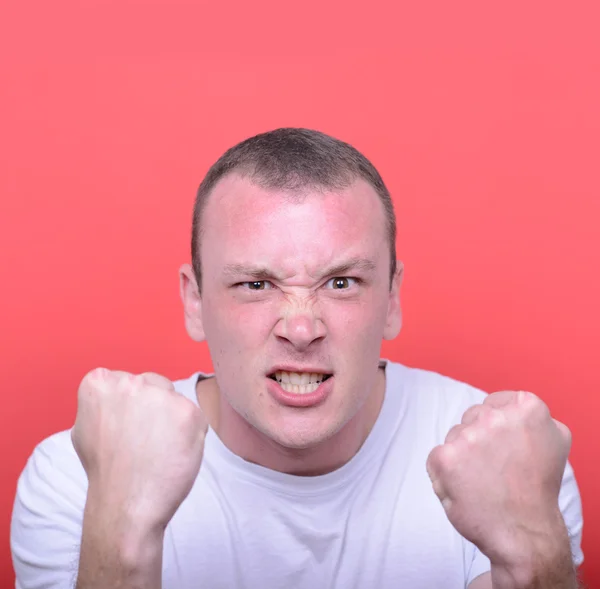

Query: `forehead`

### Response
(201, 174, 388, 276)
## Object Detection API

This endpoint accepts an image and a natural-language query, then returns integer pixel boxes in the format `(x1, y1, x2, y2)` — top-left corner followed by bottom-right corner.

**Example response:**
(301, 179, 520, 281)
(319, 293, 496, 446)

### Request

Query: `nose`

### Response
(274, 306, 326, 351)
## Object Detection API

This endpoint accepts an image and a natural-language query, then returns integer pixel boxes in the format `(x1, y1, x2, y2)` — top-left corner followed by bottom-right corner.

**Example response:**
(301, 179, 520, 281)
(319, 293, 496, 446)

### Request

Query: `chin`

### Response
(265, 420, 342, 451)
(275, 434, 325, 451)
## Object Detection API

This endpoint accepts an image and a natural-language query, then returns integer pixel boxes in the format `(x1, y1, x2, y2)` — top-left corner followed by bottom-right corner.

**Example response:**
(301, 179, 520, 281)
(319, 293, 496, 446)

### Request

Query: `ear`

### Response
(179, 263, 206, 342)
(383, 261, 403, 340)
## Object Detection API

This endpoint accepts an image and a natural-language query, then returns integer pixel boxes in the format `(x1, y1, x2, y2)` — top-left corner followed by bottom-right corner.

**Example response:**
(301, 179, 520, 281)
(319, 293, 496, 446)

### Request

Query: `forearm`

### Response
(76, 493, 164, 589)
(491, 559, 578, 589)
(490, 516, 579, 589)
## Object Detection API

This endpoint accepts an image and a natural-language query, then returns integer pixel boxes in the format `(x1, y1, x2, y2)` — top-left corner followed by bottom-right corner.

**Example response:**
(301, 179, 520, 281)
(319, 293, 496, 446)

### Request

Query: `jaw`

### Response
(214, 365, 385, 472)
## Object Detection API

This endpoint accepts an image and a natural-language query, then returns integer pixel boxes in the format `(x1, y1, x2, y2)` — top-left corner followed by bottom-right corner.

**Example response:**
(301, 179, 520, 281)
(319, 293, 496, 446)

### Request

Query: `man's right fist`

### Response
(72, 368, 208, 533)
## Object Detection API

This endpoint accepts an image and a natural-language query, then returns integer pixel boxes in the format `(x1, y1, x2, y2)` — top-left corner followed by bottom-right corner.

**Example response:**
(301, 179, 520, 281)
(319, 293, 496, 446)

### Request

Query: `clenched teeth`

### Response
(270, 371, 332, 395)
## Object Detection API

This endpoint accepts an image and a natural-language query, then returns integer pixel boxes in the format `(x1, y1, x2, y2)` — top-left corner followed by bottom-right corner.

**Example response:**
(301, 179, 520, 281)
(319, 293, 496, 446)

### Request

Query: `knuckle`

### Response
(460, 405, 477, 424)
(431, 477, 445, 499)
(465, 403, 490, 424)
(174, 397, 202, 426)
(462, 426, 478, 444)
(140, 372, 176, 391)
(78, 367, 109, 398)
(522, 392, 550, 422)
(484, 408, 506, 429)
(437, 442, 457, 469)
(447, 423, 477, 445)
(81, 367, 103, 387)
(444, 425, 459, 443)
(128, 373, 145, 393)
(520, 390, 542, 409)
(555, 419, 572, 444)
(426, 446, 442, 474)
(478, 404, 493, 417)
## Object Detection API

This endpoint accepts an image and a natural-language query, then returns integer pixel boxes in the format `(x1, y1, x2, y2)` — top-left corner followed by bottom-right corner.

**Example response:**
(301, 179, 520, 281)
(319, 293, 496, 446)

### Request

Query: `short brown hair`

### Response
(192, 128, 397, 291)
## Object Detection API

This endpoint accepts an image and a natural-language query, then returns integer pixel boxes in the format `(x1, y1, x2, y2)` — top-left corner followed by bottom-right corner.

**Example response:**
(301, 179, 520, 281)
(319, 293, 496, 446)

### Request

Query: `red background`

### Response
(1, 1, 598, 585)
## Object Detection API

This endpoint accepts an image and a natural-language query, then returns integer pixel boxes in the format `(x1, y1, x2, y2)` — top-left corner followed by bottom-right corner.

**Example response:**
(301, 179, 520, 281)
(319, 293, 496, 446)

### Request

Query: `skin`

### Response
(428, 390, 577, 589)
(179, 173, 403, 475)
(73, 370, 207, 589)
(71, 173, 578, 588)
(178, 173, 578, 587)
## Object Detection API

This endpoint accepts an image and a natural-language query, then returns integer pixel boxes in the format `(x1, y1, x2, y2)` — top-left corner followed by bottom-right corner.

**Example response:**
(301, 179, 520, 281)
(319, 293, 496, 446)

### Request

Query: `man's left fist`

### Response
(426, 390, 572, 566)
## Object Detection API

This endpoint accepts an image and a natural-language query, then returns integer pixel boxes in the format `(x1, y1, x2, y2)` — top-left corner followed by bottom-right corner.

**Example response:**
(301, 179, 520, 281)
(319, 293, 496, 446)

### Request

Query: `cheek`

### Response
(321, 295, 388, 335)
(236, 305, 276, 341)
(206, 297, 276, 344)
(205, 289, 388, 348)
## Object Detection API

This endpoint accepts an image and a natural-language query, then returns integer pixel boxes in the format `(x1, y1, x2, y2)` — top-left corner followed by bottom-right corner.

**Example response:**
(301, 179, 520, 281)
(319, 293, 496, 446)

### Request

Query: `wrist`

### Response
(85, 481, 170, 532)
(489, 511, 576, 588)
(78, 492, 165, 589)
(83, 487, 166, 568)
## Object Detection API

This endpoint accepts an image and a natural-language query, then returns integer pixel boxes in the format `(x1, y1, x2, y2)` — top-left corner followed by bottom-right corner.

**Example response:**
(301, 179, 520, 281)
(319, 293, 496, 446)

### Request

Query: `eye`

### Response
(241, 281, 273, 291)
(326, 277, 358, 290)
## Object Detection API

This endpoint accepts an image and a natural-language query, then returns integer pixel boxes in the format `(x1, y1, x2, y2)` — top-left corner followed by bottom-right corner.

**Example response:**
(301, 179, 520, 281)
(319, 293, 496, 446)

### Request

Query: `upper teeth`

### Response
(274, 371, 328, 385)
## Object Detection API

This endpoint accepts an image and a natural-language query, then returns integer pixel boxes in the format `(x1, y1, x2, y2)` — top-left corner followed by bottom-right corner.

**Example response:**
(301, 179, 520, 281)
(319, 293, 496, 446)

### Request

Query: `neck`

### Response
(197, 368, 386, 476)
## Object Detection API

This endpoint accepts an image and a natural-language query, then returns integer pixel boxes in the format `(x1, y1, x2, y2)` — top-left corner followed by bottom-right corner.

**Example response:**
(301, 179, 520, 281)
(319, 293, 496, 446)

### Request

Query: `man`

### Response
(11, 128, 584, 588)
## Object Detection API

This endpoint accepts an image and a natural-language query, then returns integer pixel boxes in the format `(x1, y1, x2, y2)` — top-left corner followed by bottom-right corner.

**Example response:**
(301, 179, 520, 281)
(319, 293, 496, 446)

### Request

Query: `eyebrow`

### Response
(222, 257, 377, 281)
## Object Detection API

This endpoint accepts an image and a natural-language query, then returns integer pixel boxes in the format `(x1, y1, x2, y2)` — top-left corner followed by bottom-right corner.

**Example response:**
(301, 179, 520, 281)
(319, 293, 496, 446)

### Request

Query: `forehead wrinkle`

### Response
(222, 256, 377, 283)
(222, 263, 288, 281)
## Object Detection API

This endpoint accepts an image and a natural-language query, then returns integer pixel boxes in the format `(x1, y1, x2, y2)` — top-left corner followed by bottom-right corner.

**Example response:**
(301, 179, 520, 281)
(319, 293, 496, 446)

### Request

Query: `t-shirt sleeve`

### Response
(10, 430, 88, 589)
(466, 458, 585, 585)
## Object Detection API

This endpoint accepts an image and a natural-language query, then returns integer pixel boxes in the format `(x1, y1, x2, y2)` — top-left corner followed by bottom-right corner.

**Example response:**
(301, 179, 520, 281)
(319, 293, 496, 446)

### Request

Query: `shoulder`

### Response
(12, 429, 88, 530)
(172, 372, 203, 405)
(387, 360, 488, 423)
(11, 430, 87, 587)
(377, 361, 490, 461)
(386, 361, 585, 568)
(15, 429, 88, 503)
(15, 370, 202, 500)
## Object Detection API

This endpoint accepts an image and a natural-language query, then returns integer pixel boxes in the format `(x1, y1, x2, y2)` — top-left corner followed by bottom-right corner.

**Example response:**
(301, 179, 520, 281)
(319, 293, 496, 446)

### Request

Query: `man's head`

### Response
(180, 128, 403, 452)
(191, 128, 397, 293)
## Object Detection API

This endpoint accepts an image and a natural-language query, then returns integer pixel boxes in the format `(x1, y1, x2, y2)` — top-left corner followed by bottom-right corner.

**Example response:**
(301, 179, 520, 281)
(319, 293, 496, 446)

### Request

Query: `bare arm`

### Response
(489, 521, 580, 589)
(75, 492, 164, 589)
(428, 391, 583, 589)
(71, 370, 207, 589)
(470, 567, 581, 589)
(469, 517, 581, 589)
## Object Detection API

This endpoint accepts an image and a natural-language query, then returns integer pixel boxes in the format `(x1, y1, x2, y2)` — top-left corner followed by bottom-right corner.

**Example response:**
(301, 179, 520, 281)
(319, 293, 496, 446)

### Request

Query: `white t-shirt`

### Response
(11, 360, 584, 589)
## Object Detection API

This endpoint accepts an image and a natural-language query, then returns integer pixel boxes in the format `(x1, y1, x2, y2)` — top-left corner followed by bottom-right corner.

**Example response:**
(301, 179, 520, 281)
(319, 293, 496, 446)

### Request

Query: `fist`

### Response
(426, 390, 571, 565)
(72, 368, 208, 532)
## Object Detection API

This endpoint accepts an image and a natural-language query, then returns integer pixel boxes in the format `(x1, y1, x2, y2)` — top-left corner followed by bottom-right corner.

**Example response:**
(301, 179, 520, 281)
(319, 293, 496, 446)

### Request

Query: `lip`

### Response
(266, 365, 334, 376)
(266, 375, 334, 408)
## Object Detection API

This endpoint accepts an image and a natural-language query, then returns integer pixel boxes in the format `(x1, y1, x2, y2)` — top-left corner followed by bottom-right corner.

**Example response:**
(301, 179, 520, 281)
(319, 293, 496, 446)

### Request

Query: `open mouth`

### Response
(268, 371, 333, 395)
